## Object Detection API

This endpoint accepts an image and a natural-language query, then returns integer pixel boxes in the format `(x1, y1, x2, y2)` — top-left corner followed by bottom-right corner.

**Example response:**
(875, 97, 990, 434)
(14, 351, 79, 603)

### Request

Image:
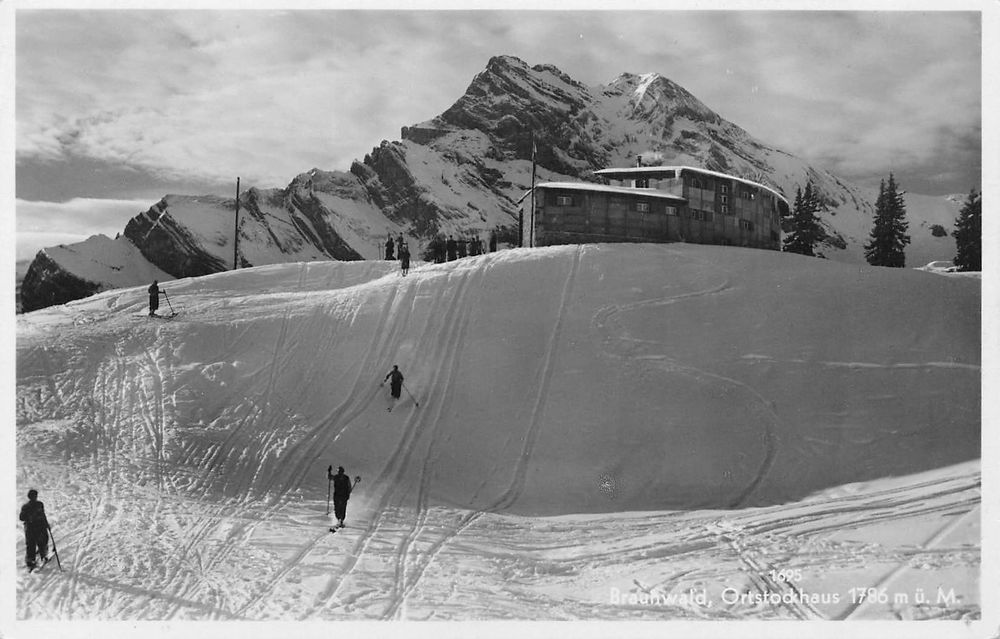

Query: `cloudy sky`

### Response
(9, 4, 986, 261)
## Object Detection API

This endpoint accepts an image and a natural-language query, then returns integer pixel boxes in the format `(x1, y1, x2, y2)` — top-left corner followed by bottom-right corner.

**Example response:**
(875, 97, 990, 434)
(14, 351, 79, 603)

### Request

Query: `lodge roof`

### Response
(535, 181, 688, 202)
(592, 165, 789, 205)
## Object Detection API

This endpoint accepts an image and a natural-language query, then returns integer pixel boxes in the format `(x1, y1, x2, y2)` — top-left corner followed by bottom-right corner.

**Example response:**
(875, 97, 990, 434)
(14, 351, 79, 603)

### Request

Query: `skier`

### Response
(382, 365, 404, 400)
(19, 489, 49, 570)
(433, 237, 446, 263)
(446, 235, 458, 261)
(148, 280, 162, 316)
(489, 232, 498, 253)
(385, 236, 395, 261)
(399, 242, 410, 276)
(329, 466, 353, 528)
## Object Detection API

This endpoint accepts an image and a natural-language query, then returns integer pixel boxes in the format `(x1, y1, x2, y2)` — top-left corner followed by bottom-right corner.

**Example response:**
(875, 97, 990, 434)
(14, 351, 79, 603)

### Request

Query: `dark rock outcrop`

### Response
(20, 251, 103, 313)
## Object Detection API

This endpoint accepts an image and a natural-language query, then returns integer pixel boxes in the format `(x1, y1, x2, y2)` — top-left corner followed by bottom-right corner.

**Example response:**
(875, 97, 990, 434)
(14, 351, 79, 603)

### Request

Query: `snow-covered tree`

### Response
(783, 182, 823, 257)
(864, 174, 910, 268)
(953, 188, 981, 272)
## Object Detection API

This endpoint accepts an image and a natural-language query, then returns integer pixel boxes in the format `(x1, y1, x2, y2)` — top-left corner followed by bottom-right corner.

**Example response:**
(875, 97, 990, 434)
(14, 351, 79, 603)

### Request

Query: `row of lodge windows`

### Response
(687, 174, 759, 199)
(555, 190, 774, 239)
(550, 192, 766, 231)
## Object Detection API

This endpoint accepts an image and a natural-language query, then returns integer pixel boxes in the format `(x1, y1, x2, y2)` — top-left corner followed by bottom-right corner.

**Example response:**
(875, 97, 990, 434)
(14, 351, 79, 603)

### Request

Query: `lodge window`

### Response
(721, 204, 729, 214)
(635, 202, 650, 213)
(720, 195, 728, 205)
(555, 195, 575, 206)
(720, 184, 729, 194)
(635, 178, 649, 188)
(665, 206, 678, 216)
(739, 219, 754, 231)
(691, 210, 712, 222)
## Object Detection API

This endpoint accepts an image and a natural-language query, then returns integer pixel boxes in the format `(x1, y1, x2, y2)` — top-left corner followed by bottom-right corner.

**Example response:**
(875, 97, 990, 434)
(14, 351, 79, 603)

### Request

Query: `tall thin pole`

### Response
(234, 177, 240, 270)
(529, 132, 537, 247)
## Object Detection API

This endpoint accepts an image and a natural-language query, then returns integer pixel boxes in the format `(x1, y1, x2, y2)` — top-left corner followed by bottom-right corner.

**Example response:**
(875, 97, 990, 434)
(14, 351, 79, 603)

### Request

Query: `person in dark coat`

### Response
(148, 280, 162, 316)
(328, 466, 353, 528)
(399, 243, 410, 276)
(489, 232, 498, 253)
(434, 237, 446, 263)
(385, 236, 395, 261)
(19, 489, 49, 569)
(383, 365, 404, 399)
(446, 235, 458, 261)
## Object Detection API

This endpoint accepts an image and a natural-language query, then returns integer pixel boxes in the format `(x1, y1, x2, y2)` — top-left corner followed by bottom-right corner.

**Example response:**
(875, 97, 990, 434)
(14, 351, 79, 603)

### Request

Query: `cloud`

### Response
(15, 9, 982, 199)
(16, 198, 156, 261)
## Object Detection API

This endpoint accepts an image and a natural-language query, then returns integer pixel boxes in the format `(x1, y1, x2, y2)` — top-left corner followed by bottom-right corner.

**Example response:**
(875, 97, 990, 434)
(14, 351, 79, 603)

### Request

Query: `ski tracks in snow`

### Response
(304, 256, 494, 619)
(490, 245, 582, 512)
(375, 247, 581, 619)
(590, 255, 780, 507)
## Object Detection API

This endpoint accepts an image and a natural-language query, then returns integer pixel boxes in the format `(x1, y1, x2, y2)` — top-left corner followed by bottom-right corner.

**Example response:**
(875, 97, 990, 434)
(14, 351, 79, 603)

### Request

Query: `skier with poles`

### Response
(399, 242, 411, 277)
(19, 489, 52, 571)
(328, 466, 355, 530)
(382, 365, 404, 406)
(381, 365, 419, 409)
(148, 280, 178, 318)
(148, 280, 163, 316)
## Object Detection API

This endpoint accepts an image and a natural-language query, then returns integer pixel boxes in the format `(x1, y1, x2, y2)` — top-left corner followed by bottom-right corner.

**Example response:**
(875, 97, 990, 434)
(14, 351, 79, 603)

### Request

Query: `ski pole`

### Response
(47, 524, 63, 571)
(326, 465, 333, 515)
(402, 382, 420, 407)
(162, 289, 176, 314)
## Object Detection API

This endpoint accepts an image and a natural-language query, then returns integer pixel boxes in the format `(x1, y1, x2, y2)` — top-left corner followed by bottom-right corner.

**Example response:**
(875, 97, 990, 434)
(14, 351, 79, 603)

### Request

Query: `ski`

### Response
(27, 555, 53, 574)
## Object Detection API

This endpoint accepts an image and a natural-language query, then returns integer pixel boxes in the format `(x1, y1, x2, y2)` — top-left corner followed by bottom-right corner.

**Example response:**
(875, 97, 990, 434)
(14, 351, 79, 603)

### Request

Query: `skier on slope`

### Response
(148, 280, 163, 316)
(382, 365, 404, 400)
(385, 236, 395, 261)
(399, 242, 411, 276)
(19, 489, 49, 570)
(328, 466, 353, 528)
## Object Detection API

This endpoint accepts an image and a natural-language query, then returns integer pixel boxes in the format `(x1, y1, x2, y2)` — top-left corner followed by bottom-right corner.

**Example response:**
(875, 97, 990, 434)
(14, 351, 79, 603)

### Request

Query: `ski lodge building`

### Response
(529, 166, 788, 250)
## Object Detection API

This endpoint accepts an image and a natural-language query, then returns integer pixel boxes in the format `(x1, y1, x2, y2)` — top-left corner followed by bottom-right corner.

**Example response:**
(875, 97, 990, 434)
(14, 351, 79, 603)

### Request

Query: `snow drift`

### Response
(17, 244, 980, 517)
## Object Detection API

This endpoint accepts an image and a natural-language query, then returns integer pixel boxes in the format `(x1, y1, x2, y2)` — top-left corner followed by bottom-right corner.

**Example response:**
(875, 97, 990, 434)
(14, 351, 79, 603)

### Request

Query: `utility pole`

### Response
(234, 177, 240, 270)
(529, 131, 537, 248)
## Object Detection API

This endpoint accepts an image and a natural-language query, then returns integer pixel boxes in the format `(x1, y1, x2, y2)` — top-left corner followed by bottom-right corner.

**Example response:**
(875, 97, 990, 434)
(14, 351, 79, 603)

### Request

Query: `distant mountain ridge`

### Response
(19, 54, 961, 312)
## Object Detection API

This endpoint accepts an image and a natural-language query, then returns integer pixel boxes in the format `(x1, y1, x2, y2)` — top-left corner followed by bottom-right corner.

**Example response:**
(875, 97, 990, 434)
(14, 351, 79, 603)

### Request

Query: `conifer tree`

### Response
(781, 186, 801, 235)
(864, 173, 910, 267)
(783, 181, 822, 256)
(953, 188, 981, 272)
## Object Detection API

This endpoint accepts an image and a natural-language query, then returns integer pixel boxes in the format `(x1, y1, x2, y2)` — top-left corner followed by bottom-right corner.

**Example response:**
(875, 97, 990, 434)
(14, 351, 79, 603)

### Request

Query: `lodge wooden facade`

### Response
(530, 166, 788, 251)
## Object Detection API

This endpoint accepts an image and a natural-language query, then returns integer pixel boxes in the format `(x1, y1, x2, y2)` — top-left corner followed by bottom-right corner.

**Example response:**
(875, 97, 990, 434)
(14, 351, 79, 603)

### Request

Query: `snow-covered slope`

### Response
(15, 244, 980, 621)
